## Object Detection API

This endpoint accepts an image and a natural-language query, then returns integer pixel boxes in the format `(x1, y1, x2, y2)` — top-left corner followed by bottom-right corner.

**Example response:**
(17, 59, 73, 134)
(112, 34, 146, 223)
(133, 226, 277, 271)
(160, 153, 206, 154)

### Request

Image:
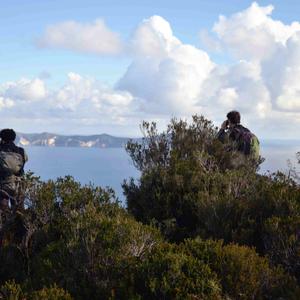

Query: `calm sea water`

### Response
(24, 147, 139, 202)
(24, 141, 299, 202)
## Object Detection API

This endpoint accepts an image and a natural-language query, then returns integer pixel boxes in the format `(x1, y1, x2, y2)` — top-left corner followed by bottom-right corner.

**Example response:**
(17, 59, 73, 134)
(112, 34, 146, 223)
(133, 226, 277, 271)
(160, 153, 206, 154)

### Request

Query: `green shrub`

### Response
(0, 280, 23, 300)
(123, 115, 300, 284)
(182, 238, 300, 299)
(0, 176, 162, 299)
(29, 285, 73, 300)
(0, 281, 72, 300)
(132, 242, 222, 300)
(263, 216, 300, 280)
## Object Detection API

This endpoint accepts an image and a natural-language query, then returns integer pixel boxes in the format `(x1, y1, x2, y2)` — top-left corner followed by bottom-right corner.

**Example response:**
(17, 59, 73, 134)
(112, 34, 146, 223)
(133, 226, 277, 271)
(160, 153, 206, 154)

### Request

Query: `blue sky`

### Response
(0, 1, 300, 138)
(1, 0, 299, 82)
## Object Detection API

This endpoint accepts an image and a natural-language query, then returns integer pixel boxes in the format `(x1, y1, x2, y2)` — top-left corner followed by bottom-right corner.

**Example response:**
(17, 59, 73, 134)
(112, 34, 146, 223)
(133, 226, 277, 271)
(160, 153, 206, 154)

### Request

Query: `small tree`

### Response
(123, 115, 300, 283)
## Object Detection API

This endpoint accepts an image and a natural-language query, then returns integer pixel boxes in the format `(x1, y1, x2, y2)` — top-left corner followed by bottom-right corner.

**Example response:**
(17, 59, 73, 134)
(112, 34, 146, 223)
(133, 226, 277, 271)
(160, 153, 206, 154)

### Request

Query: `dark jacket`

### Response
(0, 142, 28, 178)
(217, 124, 252, 154)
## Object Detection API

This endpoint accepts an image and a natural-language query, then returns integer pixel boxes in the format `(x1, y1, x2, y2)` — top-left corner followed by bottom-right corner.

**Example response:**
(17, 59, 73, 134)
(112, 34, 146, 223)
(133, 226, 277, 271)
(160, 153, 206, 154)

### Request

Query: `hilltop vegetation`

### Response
(0, 116, 299, 299)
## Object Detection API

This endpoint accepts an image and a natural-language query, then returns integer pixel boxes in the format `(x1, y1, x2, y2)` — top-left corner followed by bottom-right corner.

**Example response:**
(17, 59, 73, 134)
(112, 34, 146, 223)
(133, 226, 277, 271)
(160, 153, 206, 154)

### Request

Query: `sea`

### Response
(24, 140, 299, 203)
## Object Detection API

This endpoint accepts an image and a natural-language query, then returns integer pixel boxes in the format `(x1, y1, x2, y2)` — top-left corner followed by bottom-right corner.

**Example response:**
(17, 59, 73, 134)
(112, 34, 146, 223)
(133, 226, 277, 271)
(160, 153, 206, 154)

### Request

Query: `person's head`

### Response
(226, 111, 241, 126)
(0, 129, 16, 143)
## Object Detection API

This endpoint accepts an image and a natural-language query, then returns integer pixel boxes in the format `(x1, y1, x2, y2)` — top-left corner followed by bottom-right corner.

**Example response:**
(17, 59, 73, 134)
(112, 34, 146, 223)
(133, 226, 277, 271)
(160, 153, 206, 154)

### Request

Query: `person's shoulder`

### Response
(16, 145, 28, 161)
(11, 143, 25, 156)
(236, 124, 251, 132)
(17, 145, 26, 155)
(16, 144, 25, 151)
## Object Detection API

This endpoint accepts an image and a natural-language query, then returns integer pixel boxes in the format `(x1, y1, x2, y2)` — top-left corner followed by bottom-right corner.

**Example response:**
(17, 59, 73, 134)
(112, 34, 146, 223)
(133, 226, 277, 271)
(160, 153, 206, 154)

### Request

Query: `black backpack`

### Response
(231, 126, 260, 160)
(0, 150, 24, 177)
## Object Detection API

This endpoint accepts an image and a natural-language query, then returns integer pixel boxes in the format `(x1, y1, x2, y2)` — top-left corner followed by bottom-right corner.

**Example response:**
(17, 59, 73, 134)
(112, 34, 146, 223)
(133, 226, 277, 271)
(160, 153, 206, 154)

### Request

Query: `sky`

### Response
(0, 0, 300, 139)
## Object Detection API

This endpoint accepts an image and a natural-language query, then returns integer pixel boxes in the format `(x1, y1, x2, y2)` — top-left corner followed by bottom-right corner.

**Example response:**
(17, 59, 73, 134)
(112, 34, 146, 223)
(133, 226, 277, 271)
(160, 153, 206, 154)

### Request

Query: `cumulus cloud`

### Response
(38, 19, 123, 55)
(199, 29, 221, 52)
(208, 1, 300, 115)
(118, 16, 214, 115)
(121, 9, 300, 138)
(2, 4, 300, 138)
(1, 78, 47, 102)
(0, 97, 14, 110)
(0, 74, 137, 128)
(51, 72, 135, 118)
(213, 2, 300, 61)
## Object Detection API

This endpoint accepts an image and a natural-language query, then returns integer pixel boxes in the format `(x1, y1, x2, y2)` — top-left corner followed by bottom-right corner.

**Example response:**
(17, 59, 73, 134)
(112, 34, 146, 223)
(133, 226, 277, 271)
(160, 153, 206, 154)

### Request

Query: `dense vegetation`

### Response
(0, 115, 299, 299)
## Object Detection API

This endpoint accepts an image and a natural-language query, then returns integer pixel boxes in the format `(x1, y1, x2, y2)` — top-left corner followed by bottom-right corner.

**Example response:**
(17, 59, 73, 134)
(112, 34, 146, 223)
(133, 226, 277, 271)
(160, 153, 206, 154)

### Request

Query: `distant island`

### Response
(15, 132, 300, 149)
(16, 132, 138, 148)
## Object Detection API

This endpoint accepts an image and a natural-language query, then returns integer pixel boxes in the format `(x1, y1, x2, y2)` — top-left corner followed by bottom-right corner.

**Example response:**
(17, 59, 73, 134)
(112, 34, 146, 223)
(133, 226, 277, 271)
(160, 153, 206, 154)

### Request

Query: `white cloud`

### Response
(199, 29, 221, 52)
(213, 2, 300, 61)
(1, 5, 300, 139)
(217, 88, 238, 108)
(0, 97, 14, 110)
(38, 19, 123, 55)
(206, 2, 300, 115)
(1, 78, 47, 102)
(195, 2, 300, 137)
(51, 72, 135, 116)
(130, 15, 181, 58)
(118, 16, 215, 115)
(0, 73, 136, 123)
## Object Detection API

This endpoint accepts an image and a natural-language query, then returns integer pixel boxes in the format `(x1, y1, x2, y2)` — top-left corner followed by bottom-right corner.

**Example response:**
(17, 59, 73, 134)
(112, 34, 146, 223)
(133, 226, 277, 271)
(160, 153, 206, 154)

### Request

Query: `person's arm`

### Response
(23, 150, 28, 163)
(216, 129, 226, 143)
(216, 120, 229, 143)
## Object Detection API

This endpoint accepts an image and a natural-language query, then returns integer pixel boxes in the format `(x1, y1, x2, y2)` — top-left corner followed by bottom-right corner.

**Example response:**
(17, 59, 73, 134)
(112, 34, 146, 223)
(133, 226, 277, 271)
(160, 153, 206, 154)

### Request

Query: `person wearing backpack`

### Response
(217, 111, 260, 168)
(0, 129, 28, 212)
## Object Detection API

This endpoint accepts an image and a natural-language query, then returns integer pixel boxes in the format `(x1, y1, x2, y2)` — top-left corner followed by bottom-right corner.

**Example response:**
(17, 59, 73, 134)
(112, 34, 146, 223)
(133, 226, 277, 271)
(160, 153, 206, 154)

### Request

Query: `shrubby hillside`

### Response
(0, 115, 299, 299)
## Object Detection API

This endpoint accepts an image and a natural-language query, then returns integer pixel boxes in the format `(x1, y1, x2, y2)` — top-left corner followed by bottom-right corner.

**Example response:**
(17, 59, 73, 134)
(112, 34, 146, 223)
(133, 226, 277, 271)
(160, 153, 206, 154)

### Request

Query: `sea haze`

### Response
(24, 140, 299, 203)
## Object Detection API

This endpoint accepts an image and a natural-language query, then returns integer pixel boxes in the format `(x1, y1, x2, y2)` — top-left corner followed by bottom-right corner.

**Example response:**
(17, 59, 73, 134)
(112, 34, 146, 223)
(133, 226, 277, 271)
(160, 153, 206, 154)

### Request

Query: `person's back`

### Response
(0, 129, 28, 247)
(0, 129, 28, 210)
(217, 111, 260, 168)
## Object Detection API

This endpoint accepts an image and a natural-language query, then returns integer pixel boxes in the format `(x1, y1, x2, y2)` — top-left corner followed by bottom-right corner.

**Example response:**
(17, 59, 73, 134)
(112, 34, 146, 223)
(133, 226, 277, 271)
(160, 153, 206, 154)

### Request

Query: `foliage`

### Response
(182, 238, 300, 300)
(0, 280, 72, 300)
(263, 216, 300, 280)
(0, 176, 161, 299)
(131, 242, 222, 299)
(123, 115, 300, 283)
(29, 285, 73, 300)
(0, 280, 24, 300)
(2, 174, 298, 299)
(1, 115, 299, 299)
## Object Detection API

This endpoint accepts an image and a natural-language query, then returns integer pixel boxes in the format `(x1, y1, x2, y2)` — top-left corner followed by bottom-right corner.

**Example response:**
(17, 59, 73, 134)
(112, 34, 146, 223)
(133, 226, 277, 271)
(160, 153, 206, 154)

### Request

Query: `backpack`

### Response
(0, 151, 24, 177)
(231, 126, 260, 161)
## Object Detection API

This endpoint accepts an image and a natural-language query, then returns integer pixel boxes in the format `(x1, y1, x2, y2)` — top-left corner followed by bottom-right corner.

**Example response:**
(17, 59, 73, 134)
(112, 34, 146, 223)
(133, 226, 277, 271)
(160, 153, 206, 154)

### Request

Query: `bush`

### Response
(263, 216, 300, 280)
(123, 115, 300, 284)
(0, 172, 299, 299)
(182, 238, 300, 300)
(29, 285, 73, 300)
(1, 114, 299, 298)
(132, 242, 222, 299)
(0, 280, 23, 300)
(0, 281, 72, 300)
(0, 176, 161, 299)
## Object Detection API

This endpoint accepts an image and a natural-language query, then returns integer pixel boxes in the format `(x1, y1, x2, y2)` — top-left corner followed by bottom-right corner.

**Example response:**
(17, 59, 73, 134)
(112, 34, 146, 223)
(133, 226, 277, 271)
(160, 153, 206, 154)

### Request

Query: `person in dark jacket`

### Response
(0, 129, 28, 211)
(217, 111, 260, 166)
(217, 111, 242, 143)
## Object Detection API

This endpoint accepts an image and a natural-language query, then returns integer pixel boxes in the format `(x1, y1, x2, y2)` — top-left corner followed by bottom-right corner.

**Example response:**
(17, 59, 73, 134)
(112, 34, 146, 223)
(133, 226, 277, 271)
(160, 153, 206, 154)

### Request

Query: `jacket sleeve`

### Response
(216, 129, 227, 143)
(23, 150, 28, 163)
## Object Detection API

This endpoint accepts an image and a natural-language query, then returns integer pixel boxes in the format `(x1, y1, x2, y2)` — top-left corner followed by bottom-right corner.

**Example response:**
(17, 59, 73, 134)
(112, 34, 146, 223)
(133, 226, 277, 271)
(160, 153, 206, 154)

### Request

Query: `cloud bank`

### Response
(1, 2, 300, 138)
(38, 19, 123, 55)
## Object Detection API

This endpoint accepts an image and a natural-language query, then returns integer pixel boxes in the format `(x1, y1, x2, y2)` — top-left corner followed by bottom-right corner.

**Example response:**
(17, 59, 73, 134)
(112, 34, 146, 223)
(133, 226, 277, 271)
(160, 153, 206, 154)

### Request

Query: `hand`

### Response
(221, 120, 228, 130)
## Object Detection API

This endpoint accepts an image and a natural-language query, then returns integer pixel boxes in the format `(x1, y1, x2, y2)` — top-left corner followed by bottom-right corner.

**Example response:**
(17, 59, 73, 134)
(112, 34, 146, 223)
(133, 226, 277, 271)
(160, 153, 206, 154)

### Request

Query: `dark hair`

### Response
(227, 111, 241, 125)
(0, 129, 16, 142)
